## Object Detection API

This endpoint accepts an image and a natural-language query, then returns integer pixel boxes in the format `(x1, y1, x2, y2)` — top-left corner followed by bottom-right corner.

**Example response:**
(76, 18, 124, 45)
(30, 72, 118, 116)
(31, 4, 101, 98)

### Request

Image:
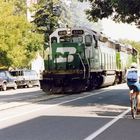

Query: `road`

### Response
(0, 84, 139, 140)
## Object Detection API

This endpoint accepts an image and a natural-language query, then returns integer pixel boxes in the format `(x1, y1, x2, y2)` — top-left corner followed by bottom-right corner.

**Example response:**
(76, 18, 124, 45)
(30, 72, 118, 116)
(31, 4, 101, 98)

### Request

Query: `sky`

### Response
(101, 18, 140, 42)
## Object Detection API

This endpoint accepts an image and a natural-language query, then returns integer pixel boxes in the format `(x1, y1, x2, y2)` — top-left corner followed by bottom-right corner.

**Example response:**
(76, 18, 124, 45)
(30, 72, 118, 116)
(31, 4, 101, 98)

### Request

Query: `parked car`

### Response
(10, 69, 40, 88)
(0, 70, 17, 91)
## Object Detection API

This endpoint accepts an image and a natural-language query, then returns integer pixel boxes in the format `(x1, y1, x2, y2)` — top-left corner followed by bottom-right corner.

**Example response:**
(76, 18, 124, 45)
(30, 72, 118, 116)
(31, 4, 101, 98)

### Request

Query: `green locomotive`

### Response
(40, 27, 138, 93)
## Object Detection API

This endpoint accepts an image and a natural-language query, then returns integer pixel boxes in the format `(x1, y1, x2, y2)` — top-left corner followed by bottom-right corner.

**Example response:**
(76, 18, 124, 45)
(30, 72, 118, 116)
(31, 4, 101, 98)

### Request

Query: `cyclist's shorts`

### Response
(127, 82, 140, 92)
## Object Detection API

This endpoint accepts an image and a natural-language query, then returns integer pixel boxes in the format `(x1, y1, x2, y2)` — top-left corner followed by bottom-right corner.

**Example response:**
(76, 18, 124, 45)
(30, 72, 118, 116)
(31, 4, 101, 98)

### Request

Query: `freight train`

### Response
(40, 27, 138, 93)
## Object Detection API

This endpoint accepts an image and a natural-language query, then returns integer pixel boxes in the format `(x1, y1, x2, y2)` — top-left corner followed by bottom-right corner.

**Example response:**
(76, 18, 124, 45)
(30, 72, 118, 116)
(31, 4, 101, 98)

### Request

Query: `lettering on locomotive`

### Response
(54, 47, 76, 63)
(72, 30, 84, 35)
(58, 30, 67, 36)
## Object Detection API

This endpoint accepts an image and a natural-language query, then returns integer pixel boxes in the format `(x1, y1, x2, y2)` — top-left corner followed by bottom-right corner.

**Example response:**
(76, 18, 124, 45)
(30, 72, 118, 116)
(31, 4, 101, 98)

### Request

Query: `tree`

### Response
(59, 1, 72, 27)
(32, 0, 61, 42)
(0, 0, 43, 69)
(119, 39, 140, 53)
(69, 0, 103, 32)
(80, 0, 140, 27)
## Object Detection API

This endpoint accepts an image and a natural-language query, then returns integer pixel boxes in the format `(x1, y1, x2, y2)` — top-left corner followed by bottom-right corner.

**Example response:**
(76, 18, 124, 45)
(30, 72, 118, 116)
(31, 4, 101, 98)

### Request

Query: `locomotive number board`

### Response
(58, 30, 67, 36)
(72, 30, 84, 35)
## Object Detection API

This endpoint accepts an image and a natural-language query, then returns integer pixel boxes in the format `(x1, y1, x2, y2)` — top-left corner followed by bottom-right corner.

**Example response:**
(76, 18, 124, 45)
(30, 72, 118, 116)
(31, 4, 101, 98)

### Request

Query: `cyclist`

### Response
(126, 62, 140, 114)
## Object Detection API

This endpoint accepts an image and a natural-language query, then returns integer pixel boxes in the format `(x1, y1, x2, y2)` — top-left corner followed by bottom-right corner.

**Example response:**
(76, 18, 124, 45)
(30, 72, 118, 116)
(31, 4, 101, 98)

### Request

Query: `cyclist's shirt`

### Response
(126, 68, 140, 92)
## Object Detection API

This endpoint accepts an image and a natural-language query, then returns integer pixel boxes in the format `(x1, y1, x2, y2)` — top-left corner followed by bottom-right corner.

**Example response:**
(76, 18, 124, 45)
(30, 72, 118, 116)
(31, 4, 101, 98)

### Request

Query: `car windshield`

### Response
(7, 71, 13, 77)
(10, 71, 18, 76)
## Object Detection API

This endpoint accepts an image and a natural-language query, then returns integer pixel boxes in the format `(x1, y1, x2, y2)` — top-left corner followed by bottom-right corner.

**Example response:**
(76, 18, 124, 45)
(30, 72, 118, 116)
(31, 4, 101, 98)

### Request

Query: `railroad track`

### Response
(0, 84, 125, 112)
(0, 88, 69, 112)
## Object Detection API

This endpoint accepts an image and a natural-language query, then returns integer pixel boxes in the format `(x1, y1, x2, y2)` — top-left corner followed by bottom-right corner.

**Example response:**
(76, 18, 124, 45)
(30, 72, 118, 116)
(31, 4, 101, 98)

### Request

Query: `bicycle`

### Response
(130, 93, 137, 119)
(130, 90, 139, 119)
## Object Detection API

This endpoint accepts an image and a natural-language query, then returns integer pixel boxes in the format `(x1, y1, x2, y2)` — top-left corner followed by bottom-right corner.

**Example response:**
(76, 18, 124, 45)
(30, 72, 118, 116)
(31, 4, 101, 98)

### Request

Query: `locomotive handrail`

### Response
(85, 54, 90, 79)
(77, 53, 86, 79)
(47, 55, 50, 70)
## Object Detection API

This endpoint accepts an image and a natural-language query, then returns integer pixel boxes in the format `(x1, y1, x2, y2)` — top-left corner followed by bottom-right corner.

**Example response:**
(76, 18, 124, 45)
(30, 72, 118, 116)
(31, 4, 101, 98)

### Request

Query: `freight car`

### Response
(40, 27, 138, 93)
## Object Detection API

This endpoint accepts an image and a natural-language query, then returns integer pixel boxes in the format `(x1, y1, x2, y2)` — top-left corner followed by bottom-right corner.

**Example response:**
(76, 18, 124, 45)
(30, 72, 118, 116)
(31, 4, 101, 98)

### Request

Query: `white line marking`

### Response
(0, 89, 112, 122)
(84, 108, 131, 140)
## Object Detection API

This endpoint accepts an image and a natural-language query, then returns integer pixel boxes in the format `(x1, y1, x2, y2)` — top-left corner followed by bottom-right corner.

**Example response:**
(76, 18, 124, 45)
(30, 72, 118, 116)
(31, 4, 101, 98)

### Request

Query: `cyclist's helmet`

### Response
(131, 62, 137, 68)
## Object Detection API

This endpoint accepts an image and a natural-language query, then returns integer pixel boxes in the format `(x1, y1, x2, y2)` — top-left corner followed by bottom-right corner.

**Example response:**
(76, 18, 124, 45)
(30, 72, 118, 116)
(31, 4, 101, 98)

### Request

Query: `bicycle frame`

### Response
(130, 91, 138, 119)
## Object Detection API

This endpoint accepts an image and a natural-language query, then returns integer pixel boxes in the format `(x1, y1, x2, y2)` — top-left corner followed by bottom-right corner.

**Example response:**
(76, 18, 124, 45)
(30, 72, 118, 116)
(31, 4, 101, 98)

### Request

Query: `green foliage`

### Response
(0, 49, 11, 67)
(59, 1, 72, 27)
(0, 0, 43, 69)
(80, 0, 140, 27)
(14, 0, 27, 15)
(116, 52, 121, 69)
(32, 0, 61, 42)
(119, 39, 140, 66)
(119, 39, 140, 53)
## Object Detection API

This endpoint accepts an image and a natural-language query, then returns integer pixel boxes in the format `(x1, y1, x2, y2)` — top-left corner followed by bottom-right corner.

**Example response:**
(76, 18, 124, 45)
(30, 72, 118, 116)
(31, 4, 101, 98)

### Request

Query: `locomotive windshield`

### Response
(60, 36, 83, 43)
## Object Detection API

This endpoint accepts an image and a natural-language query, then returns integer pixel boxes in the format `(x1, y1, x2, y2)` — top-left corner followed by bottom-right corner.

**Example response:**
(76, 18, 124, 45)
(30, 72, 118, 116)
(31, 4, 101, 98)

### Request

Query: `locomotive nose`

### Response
(51, 42, 84, 70)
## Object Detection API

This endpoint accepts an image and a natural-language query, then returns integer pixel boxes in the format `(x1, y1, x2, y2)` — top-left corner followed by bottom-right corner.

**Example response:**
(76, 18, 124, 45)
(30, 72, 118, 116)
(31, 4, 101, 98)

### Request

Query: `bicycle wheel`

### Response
(131, 96, 137, 119)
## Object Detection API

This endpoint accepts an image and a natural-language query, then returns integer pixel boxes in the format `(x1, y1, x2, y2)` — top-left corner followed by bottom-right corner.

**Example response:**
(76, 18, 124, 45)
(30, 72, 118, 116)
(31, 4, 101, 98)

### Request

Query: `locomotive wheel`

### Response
(2, 83, 7, 91)
(92, 75, 103, 89)
(71, 78, 87, 93)
(86, 77, 96, 91)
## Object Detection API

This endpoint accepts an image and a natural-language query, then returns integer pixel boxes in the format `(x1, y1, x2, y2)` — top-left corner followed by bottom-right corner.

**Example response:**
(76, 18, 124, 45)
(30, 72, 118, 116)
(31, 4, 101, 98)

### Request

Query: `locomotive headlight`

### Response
(67, 28, 71, 35)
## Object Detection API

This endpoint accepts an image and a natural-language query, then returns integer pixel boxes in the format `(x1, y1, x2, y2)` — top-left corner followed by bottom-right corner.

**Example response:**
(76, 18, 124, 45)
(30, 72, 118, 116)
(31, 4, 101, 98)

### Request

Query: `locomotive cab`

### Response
(40, 27, 101, 93)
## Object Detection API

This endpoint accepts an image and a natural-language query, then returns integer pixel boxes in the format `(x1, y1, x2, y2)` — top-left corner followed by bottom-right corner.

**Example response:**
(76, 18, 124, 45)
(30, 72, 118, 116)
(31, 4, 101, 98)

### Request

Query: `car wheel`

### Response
(2, 83, 7, 91)
(27, 82, 33, 88)
(14, 83, 17, 90)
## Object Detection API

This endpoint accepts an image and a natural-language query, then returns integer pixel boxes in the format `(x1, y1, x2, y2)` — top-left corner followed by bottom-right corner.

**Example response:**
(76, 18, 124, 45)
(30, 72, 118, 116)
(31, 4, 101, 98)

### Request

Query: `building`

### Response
(26, 0, 38, 22)
(26, 0, 45, 75)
